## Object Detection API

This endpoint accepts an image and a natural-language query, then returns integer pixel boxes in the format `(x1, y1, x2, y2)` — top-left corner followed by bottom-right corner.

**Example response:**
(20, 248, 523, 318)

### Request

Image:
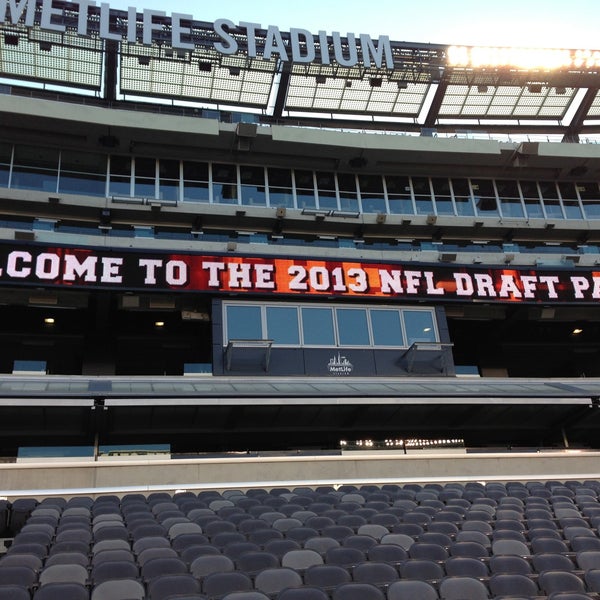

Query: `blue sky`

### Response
(103, 0, 600, 49)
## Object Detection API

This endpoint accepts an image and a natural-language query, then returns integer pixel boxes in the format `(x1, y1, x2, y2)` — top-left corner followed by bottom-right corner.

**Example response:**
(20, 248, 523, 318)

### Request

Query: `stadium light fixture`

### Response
(477, 85, 488, 93)
(572, 328, 583, 335)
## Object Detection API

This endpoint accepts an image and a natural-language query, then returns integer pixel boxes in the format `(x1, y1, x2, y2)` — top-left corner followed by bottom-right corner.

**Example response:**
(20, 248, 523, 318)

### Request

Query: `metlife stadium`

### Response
(1, 0, 600, 487)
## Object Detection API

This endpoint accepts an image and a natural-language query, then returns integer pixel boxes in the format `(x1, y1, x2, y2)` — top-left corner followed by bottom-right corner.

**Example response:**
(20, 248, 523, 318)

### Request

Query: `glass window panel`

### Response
(0, 143, 12, 163)
(302, 307, 335, 346)
(404, 310, 436, 345)
(183, 180, 209, 202)
(135, 157, 155, 178)
(269, 187, 294, 208)
(359, 174, 384, 194)
(213, 182, 238, 204)
(159, 159, 180, 180)
(241, 184, 266, 206)
(266, 306, 299, 345)
(159, 180, 179, 201)
(563, 200, 582, 219)
(108, 176, 130, 196)
(318, 189, 338, 210)
(268, 167, 292, 187)
(59, 172, 106, 196)
(543, 198, 564, 218)
(579, 182, 600, 218)
(296, 188, 316, 209)
(11, 168, 57, 192)
(495, 180, 520, 198)
(386, 175, 413, 215)
(316, 171, 335, 190)
(388, 196, 414, 215)
(13, 145, 58, 169)
(471, 178, 498, 216)
(361, 194, 387, 213)
(337, 308, 369, 346)
(583, 199, 600, 218)
(558, 181, 577, 199)
(371, 310, 404, 347)
(412, 177, 432, 214)
(226, 305, 262, 341)
(520, 181, 543, 217)
(295, 170, 316, 209)
(110, 155, 132, 176)
(61, 150, 106, 174)
(183, 161, 209, 181)
(539, 180, 559, 199)
(0, 144, 10, 187)
(337, 173, 358, 211)
(500, 197, 525, 218)
(451, 179, 474, 216)
(454, 195, 475, 216)
(432, 178, 454, 215)
(213, 163, 237, 183)
(577, 182, 600, 200)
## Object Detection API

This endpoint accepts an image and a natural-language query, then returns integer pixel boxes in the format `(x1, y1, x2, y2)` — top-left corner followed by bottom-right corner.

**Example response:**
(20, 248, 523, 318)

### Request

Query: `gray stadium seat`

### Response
(254, 568, 303, 596)
(146, 574, 202, 600)
(331, 582, 385, 600)
(488, 573, 539, 597)
(32, 582, 89, 600)
(387, 580, 439, 600)
(438, 576, 491, 600)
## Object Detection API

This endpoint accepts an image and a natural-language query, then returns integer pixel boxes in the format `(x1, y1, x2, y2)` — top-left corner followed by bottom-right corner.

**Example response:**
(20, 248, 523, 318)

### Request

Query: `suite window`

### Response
(158, 159, 180, 202)
(12, 145, 59, 192)
(386, 175, 413, 215)
(213, 163, 238, 204)
(412, 176, 433, 215)
(59, 151, 107, 197)
(371, 310, 404, 346)
(358, 174, 386, 214)
(134, 157, 156, 198)
(558, 181, 583, 219)
(432, 177, 454, 215)
(496, 180, 524, 218)
(451, 178, 474, 216)
(520, 180, 544, 218)
(316, 171, 338, 211)
(539, 181, 563, 218)
(108, 155, 132, 196)
(301, 307, 335, 346)
(266, 306, 300, 344)
(226, 305, 262, 340)
(182, 161, 209, 202)
(240, 165, 266, 206)
(337, 173, 359, 212)
(578, 182, 600, 219)
(268, 167, 294, 209)
(404, 310, 436, 346)
(294, 169, 316, 209)
(224, 302, 438, 350)
(471, 178, 498, 216)
(337, 308, 370, 346)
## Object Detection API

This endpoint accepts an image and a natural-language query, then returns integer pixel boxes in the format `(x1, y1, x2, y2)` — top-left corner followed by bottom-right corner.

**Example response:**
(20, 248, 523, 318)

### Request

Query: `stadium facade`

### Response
(2, 1, 600, 461)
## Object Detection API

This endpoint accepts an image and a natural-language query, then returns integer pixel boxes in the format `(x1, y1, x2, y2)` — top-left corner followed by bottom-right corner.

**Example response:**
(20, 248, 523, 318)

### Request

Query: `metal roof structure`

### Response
(2, 3, 600, 139)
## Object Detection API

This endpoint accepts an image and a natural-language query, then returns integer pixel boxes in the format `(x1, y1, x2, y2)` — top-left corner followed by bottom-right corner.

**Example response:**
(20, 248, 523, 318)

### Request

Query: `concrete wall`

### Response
(1, 450, 599, 500)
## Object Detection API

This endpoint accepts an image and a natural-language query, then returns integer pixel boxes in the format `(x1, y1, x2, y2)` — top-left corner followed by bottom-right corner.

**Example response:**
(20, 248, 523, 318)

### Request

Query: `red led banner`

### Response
(0, 243, 599, 304)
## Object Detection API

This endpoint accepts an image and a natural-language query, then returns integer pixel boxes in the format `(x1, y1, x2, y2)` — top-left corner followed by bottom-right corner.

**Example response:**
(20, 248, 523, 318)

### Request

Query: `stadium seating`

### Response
(4, 481, 600, 598)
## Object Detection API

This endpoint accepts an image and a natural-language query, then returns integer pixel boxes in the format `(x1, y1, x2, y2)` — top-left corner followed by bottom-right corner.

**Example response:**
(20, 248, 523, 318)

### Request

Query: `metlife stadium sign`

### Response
(3, 243, 600, 304)
(2, 0, 394, 68)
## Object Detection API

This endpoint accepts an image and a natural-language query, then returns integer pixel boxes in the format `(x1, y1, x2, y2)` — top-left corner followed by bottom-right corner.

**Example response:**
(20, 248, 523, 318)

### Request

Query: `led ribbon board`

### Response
(1, 243, 600, 304)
